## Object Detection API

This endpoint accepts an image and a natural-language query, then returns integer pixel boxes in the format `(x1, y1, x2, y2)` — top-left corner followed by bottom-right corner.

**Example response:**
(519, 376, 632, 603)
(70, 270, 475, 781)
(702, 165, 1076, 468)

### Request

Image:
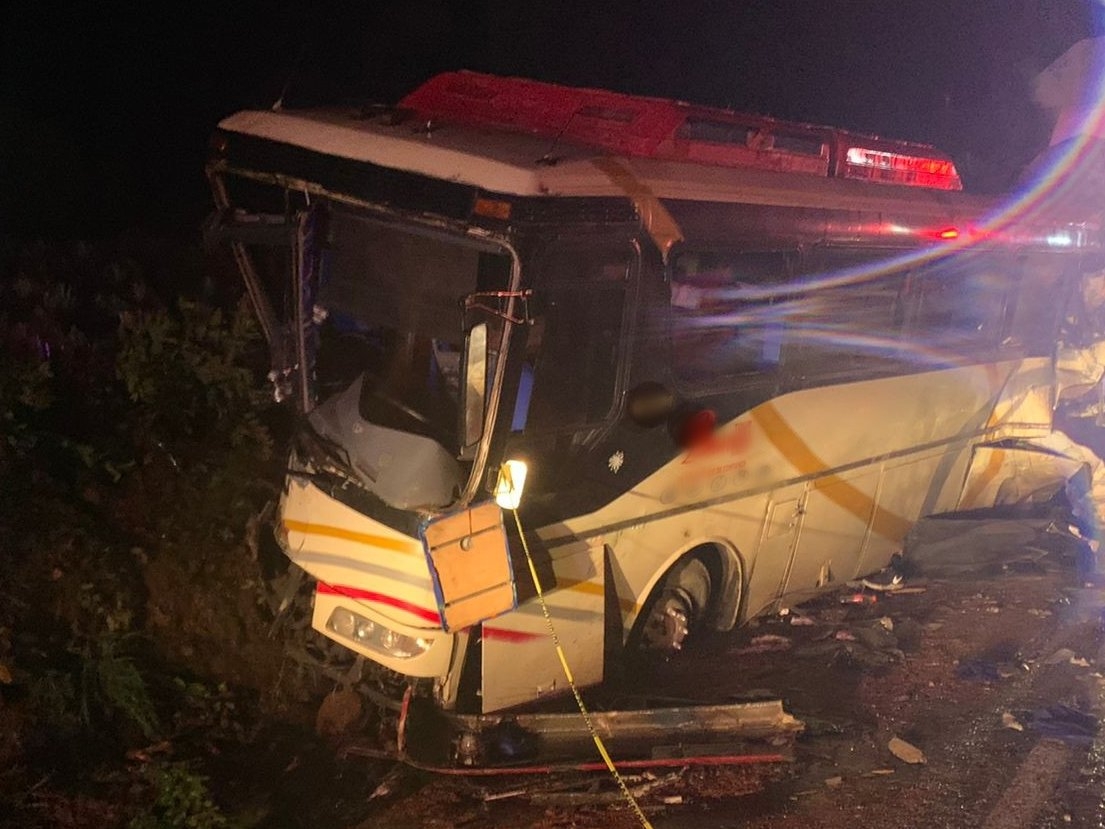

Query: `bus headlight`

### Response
(326, 607, 433, 659)
(494, 459, 528, 510)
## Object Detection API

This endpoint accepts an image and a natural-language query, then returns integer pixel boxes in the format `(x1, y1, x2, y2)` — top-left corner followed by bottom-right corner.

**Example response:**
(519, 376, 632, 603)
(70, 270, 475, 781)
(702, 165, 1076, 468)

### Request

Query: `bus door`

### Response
(745, 484, 807, 616)
(480, 238, 637, 711)
(774, 248, 913, 595)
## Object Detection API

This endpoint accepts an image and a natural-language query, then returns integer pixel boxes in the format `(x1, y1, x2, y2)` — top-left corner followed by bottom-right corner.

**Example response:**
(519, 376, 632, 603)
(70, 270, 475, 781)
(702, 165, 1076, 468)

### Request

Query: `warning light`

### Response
(843, 147, 962, 190)
(919, 226, 964, 241)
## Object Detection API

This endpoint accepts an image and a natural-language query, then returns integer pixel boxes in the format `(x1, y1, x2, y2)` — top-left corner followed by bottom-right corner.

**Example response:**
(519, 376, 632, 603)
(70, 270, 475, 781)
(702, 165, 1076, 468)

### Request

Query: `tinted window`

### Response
(670, 250, 796, 387)
(907, 252, 1011, 353)
(523, 247, 630, 431)
(1010, 253, 1073, 353)
(782, 250, 910, 380)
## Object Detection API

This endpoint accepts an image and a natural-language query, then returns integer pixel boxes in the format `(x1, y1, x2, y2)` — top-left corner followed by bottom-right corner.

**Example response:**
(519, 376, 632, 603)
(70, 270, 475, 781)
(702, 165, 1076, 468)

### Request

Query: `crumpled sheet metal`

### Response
(1057, 341, 1105, 407)
(958, 430, 1105, 549)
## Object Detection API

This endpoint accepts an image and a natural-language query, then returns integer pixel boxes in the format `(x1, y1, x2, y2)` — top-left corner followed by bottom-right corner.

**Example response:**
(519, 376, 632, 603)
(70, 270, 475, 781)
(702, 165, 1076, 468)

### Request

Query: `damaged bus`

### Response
(207, 71, 1104, 717)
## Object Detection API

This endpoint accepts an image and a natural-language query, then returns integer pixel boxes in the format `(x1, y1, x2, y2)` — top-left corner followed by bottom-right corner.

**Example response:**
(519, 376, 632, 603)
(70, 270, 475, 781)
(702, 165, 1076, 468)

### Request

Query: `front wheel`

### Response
(633, 557, 713, 658)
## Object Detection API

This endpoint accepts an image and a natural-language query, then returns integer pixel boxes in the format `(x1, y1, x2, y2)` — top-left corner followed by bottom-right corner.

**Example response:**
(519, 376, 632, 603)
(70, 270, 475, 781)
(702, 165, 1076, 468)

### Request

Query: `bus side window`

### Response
(523, 249, 630, 432)
(1003, 253, 1068, 354)
(669, 249, 795, 388)
(782, 250, 909, 382)
(908, 252, 1011, 353)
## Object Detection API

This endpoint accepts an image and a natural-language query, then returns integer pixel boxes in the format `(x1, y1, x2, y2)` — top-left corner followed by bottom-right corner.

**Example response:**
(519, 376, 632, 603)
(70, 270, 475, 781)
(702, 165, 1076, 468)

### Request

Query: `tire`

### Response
(632, 556, 713, 658)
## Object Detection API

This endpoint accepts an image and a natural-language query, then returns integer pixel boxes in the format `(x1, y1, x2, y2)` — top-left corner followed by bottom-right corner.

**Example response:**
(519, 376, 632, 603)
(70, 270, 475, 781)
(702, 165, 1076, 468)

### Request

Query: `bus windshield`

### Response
(309, 211, 511, 479)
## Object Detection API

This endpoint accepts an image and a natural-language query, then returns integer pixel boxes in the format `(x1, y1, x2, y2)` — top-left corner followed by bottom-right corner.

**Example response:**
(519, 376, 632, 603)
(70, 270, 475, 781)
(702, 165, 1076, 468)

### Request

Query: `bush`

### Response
(128, 763, 233, 829)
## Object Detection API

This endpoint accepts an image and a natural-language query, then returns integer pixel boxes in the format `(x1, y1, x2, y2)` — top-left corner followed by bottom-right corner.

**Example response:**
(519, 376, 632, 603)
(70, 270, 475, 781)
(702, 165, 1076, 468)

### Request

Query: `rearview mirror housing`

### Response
(460, 323, 488, 459)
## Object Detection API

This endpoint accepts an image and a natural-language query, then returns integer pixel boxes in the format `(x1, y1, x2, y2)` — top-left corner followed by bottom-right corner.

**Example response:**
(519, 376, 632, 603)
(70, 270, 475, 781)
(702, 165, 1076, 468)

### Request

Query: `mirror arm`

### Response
(463, 289, 534, 326)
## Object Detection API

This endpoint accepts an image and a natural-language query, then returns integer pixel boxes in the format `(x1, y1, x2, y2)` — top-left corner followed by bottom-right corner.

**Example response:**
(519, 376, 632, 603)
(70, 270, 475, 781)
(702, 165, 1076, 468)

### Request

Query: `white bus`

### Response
(208, 71, 1103, 714)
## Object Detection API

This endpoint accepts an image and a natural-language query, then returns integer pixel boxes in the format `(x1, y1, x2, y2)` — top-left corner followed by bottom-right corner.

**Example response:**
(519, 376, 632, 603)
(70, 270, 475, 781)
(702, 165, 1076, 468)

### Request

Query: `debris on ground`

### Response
(956, 658, 1005, 683)
(737, 634, 793, 655)
(888, 736, 927, 765)
(1023, 704, 1099, 745)
(858, 574, 905, 592)
(1002, 712, 1025, 731)
(1043, 647, 1077, 665)
(900, 514, 1088, 578)
(316, 688, 364, 737)
(840, 593, 879, 605)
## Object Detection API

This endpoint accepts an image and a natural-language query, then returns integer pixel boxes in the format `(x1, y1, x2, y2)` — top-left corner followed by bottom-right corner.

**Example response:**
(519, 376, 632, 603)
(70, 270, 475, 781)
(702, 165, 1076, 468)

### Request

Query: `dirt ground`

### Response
(354, 548, 1105, 829)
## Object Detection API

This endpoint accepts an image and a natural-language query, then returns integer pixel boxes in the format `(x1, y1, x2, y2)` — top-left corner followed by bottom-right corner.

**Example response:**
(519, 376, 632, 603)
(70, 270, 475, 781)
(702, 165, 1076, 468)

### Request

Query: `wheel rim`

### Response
(639, 588, 693, 654)
(634, 557, 713, 658)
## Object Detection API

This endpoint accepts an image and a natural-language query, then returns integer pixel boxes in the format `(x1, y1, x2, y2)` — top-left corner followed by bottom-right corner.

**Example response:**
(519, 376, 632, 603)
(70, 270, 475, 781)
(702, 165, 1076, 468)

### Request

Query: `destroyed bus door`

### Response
(474, 236, 639, 712)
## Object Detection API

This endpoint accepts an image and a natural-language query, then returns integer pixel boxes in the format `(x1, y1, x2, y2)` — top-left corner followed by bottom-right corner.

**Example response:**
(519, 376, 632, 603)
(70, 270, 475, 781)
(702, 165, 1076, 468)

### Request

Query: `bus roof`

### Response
(218, 106, 986, 214)
(215, 73, 1096, 250)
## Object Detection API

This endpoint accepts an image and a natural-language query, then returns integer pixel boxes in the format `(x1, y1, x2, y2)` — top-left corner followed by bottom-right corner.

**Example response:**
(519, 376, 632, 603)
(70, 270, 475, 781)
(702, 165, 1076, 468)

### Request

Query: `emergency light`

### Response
(401, 71, 964, 191)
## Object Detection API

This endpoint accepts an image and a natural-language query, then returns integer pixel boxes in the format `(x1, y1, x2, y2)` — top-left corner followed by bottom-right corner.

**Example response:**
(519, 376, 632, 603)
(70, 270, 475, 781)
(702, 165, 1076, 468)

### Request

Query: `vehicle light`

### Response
(473, 197, 512, 220)
(844, 146, 962, 190)
(329, 607, 357, 638)
(354, 619, 376, 641)
(937, 228, 959, 240)
(326, 607, 433, 659)
(494, 459, 528, 510)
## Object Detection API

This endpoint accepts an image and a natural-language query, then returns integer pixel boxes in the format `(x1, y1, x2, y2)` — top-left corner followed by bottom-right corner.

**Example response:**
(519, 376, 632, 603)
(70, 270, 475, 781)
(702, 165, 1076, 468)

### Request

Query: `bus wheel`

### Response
(635, 557, 712, 657)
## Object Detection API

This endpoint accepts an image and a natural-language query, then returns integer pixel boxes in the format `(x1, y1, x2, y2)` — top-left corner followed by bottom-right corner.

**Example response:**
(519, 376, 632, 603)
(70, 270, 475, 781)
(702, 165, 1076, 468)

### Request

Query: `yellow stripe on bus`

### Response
(560, 578, 640, 614)
(592, 157, 684, 260)
(282, 519, 419, 555)
(960, 448, 1006, 509)
(751, 403, 913, 542)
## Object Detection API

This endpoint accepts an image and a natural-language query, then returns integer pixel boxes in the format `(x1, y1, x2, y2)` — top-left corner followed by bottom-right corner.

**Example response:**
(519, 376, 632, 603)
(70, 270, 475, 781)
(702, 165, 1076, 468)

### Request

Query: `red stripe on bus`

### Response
(482, 627, 543, 643)
(316, 582, 441, 625)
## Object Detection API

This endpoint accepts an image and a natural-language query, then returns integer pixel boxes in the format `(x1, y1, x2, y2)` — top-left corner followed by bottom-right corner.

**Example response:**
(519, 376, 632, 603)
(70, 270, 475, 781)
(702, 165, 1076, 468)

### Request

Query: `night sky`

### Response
(1, 1, 1098, 238)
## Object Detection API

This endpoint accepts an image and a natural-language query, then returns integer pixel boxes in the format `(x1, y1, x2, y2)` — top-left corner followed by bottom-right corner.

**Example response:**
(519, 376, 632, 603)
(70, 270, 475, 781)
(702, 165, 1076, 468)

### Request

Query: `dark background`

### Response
(1, 0, 1099, 238)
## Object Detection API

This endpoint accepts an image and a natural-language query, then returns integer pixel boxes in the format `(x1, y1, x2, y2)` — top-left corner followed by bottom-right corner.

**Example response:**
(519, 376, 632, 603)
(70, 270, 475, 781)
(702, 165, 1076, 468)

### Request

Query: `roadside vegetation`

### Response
(0, 238, 380, 828)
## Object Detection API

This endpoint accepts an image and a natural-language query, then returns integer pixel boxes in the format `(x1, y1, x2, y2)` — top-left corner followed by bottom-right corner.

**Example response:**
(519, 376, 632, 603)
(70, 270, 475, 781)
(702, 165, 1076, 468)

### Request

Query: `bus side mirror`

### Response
(461, 323, 488, 457)
(626, 381, 676, 428)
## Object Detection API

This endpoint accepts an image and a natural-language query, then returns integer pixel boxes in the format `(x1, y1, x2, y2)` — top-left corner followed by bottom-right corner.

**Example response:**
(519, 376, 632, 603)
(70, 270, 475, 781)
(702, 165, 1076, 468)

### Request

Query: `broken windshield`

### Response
(312, 210, 512, 457)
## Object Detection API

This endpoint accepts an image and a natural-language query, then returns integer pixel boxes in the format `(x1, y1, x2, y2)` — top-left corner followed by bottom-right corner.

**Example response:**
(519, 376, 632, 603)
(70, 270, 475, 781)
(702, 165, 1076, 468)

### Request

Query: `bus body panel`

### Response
(279, 478, 454, 677)
(556, 355, 1061, 641)
(479, 538, 606, 712)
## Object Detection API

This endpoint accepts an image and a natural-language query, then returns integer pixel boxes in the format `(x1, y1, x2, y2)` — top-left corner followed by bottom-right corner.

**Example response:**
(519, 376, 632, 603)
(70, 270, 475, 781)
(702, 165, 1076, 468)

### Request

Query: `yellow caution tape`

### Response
(510, 508, 655, 829)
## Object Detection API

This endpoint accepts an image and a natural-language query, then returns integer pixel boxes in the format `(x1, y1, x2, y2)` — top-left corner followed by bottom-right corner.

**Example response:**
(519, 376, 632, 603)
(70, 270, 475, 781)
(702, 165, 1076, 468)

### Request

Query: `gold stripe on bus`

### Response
(751, 403, 913, 541)
(592, 157, 684, 261)
(960, 448, 1006, 509)
(559, 578, 639, 614)
(282, 519, 419, 555)
(983, 364, 1014, 429)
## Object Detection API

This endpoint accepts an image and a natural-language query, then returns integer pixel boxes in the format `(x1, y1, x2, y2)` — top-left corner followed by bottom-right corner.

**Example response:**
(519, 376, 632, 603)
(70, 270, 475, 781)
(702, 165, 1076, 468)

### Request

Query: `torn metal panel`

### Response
(958, 432, 1105, 537)
(1057, 341, 1105, 409)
